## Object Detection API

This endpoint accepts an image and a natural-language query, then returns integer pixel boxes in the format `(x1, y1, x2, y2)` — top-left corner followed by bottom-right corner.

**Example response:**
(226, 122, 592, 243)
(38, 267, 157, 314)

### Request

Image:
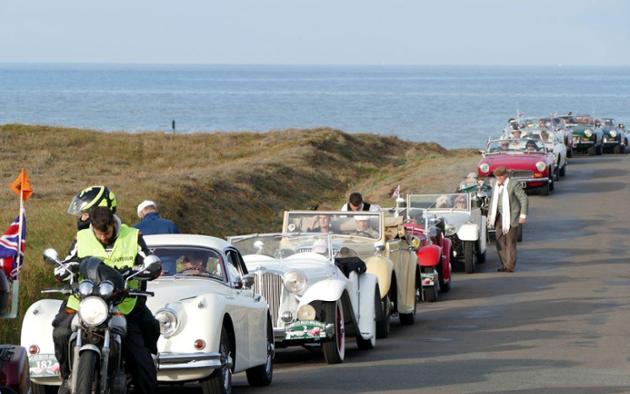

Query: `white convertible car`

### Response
(228, 232, 380, 364)
(21, 234, 273, 394)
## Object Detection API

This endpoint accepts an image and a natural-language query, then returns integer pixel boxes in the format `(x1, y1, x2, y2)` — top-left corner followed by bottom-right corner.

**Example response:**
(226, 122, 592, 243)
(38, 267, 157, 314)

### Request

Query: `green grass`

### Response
(0, 124, 477, 343)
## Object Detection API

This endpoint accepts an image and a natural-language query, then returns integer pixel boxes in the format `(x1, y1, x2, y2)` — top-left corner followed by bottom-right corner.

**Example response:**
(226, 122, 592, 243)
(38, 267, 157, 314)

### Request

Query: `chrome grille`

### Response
(511, 170, 533, 179)
(253, 272, 283, 324)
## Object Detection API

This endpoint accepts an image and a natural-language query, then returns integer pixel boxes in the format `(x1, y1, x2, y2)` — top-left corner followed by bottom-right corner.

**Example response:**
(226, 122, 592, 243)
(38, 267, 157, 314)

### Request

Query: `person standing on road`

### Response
(488, 167, 528, 272)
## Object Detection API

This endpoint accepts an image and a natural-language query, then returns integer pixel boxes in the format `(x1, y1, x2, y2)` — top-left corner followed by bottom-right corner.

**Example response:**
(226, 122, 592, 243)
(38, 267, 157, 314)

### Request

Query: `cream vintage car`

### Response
(228, 232, 380, 364)
(21, 234, 273, 394)
(282, 210, 419, 338)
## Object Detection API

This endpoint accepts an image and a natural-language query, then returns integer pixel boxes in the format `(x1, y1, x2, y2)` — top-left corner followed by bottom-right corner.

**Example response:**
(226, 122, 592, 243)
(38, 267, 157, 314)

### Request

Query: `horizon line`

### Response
(1, 62, 630, 67)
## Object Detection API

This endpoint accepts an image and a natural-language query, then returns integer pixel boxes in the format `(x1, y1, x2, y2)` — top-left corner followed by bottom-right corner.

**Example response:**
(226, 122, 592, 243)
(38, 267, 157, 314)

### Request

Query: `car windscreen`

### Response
(284, 211, 381, 241)
(229, 233, 336, 260)
(150, 246, 226, 280)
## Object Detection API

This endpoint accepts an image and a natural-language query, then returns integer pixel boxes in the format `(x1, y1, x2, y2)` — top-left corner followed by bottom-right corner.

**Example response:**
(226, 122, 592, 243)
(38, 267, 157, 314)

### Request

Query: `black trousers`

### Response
(52, 301, 159, 394)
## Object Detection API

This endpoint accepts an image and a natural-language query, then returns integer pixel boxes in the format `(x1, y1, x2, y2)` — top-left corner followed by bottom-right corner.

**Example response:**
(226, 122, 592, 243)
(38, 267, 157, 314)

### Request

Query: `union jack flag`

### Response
(0, 212, 26, 281)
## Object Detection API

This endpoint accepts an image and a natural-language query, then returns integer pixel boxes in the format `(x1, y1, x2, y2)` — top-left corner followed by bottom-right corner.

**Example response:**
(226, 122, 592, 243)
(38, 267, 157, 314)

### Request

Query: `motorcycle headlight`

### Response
(78, 280, 94, 298)
(584, 129, 593, 137)
(610, 130, 617, 138)
(535, 161, 546, 172)
(98, 281, 114, 299)
(479, 163, 490, 174)
(155, 308, 179, 338)
(284, 271, 307, 294)
(78, 296, 108, 327)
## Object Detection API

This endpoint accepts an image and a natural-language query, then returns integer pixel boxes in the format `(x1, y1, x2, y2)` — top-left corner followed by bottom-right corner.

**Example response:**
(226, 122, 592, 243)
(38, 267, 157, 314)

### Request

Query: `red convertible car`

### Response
(477, 138, 557, 195)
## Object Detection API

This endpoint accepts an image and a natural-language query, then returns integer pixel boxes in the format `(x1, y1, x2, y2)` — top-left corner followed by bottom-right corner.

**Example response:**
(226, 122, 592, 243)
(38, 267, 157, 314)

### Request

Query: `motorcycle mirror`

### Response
(143, 254, 161, 271)
(43, 248, 60, 265)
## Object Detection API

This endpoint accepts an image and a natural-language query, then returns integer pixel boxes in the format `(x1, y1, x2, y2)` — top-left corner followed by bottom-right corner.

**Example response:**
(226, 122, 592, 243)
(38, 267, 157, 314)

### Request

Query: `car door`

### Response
(225, 248, 268, 367)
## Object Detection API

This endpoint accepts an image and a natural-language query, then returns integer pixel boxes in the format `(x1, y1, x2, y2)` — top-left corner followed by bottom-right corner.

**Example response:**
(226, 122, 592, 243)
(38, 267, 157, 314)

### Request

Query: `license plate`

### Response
(29, 354, 60, 377)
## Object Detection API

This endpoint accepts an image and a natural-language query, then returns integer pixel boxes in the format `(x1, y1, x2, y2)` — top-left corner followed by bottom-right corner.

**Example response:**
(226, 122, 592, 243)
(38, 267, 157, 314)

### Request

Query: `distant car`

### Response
(558, 114, 603, 155)
(598, 117, 627, 154)
(228, 232, 380, 364)
(520, 116, 574, 157)
(523, 129, 567, 178)
(478, 138, 557, 195)
(406, 193, 487, 274)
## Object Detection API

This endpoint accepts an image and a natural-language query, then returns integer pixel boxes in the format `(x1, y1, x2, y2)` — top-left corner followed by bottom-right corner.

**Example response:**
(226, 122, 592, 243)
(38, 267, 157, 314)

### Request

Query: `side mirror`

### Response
(253, 240, 264, 254)
(242, 274, 255, 289)
(43, 248, 60, 265)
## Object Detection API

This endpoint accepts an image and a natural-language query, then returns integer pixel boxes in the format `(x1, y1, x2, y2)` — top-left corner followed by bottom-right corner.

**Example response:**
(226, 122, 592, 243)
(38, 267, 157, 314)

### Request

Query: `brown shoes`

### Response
(497, 267, 515, 272)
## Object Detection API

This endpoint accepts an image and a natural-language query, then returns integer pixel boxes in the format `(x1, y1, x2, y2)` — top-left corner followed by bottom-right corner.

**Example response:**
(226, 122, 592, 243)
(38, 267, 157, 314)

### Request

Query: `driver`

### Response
(525, 140, 538, 152)
(181, 254, 208, 275)
(310, 214, 331, 233)
(52, 207, 161, 394)
(453, 194, 467, 209)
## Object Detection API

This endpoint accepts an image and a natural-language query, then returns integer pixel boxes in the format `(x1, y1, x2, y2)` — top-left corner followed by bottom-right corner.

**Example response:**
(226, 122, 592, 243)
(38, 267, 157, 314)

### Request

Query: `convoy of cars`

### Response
(14, 112, 625, 393)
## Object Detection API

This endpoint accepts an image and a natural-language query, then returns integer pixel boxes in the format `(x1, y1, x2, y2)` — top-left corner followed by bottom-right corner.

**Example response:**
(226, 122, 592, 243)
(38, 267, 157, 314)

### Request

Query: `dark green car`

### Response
(558, 115, 603, 156)
(598, 118, 627, 154)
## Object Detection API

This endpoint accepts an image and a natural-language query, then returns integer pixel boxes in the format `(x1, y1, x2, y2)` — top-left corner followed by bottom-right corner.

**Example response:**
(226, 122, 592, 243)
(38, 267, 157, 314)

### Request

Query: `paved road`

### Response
(166, 155, 630, 393)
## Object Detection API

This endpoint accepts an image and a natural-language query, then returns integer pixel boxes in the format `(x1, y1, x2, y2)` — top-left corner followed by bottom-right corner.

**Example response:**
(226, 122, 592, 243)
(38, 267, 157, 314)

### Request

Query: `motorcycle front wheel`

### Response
(75, 351, 99, 394)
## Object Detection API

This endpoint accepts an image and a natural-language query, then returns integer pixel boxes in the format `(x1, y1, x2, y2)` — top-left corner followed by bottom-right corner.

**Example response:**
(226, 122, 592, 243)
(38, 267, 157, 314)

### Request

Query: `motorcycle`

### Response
(40, 248, 160, 394)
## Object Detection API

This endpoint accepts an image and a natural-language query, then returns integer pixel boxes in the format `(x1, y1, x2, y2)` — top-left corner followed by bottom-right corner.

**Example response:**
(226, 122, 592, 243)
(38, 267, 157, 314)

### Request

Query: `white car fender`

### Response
(299, 278, 348, 307)
(21, 299, 63, 385)
(357, 273, 378, 340)
(457, 222, 480, 241)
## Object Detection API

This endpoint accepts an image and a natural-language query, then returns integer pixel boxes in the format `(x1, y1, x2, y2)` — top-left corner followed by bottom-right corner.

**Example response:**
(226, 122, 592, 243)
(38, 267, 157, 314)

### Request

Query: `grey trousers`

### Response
(495, 214, 519, 270)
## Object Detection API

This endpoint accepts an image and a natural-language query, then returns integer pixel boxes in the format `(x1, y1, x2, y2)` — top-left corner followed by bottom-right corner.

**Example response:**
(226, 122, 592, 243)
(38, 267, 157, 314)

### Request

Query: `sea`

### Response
(1, 64, 629, 149)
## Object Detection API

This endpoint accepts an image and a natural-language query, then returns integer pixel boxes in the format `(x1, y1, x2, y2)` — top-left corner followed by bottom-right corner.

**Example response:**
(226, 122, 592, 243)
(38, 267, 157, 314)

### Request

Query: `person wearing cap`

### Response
(134, 200, 179, 276)
(349, 216, 379, 238)
(340, 192, 381, 212)
(488, 167, 528, 272)
(134, 200, 179, 235)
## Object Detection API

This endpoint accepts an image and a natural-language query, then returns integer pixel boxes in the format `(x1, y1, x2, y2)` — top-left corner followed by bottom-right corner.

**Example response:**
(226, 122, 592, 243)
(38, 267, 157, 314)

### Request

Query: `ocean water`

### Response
(1, 64, 629, 148)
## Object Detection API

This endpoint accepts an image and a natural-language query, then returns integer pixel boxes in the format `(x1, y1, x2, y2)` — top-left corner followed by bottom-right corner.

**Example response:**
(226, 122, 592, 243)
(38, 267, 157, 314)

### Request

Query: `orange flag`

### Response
(10, 169, 33, 201)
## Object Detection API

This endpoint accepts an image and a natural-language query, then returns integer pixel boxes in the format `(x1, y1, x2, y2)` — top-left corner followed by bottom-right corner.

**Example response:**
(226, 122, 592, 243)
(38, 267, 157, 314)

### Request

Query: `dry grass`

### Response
(0, 124, 478, 342)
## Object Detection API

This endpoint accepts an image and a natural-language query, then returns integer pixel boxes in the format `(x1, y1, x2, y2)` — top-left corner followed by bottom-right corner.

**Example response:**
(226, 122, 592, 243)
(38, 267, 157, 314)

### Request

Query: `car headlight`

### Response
(445, 224, 456, 237)
(479, 163, 490, 174)
(584, 129, 593, 137)
(297, 305, 316, 321)
(610, 130, 617, 138)
(78, 296, 108, 327)
(155, 308, 179, 338)
(535, 161, 546, 172)
(78, 280, 94, 298)
(284, 271, 307, 294)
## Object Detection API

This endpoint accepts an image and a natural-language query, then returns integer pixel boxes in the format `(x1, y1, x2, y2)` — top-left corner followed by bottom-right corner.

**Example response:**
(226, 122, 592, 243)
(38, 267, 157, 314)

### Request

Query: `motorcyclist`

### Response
(52, 207, 161, 394)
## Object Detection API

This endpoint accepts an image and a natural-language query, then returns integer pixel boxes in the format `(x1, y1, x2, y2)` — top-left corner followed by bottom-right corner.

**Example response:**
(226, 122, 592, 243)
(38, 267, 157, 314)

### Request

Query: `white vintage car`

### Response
(521, 129, 568, 178)
(228, 232, 380, 364)
(407, 193, 487, 273)
(20, 234, 273, 394)
(281, 210, 419, 339)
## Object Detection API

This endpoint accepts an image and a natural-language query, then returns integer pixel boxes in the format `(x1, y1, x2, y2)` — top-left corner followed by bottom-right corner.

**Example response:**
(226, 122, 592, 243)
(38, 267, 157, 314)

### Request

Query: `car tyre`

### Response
(422, 285, 438, 302)
(464, 241, 475, 273)
(399, 296, 416, 326)
(559, 164, 566, 177)
(246, 319, 273, 387)
(549, 175, 555, 191)
(613, 145, 622, 154)
(567, 147, 573, 157)
(322, 299, 346, 364)
(356, 288, 378, 350)
(375, 294, 390, 339)
(540, 182, 550, 196)
(476, 240, 486, 263)
(438, 261, 451, 292)
(201, 326, 233, 394)
(587, 146, 595, 156)
(32, 384, 57, 394)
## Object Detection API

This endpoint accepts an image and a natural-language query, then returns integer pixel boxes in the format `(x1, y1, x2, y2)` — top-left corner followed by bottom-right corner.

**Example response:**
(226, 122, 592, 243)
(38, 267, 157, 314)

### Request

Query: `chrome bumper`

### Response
(513, 177, 550, 185)
(157, 352, 225, 371)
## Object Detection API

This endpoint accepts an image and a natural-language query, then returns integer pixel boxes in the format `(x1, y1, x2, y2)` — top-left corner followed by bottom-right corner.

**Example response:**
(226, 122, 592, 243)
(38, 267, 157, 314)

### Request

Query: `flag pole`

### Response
(6, 187, 25, 318)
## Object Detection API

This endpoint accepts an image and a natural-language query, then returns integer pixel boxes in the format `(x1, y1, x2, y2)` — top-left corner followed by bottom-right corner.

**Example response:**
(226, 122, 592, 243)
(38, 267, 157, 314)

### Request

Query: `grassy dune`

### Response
(0, 124, 479, 342)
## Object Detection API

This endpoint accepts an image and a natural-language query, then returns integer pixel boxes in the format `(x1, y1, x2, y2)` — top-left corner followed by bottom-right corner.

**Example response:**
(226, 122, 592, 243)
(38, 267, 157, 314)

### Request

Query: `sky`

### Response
(1, 0, 629, 65)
